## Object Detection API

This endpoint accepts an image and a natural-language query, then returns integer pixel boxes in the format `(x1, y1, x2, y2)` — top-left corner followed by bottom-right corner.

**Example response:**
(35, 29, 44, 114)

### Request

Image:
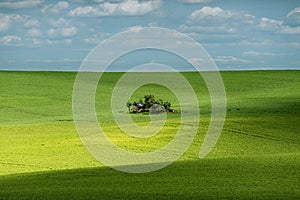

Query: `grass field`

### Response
(0, 70, 299, 199)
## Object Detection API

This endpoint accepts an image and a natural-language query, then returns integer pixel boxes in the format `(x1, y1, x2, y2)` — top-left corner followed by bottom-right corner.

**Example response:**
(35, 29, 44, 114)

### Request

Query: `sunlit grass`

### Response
(0, 70, 299, 199)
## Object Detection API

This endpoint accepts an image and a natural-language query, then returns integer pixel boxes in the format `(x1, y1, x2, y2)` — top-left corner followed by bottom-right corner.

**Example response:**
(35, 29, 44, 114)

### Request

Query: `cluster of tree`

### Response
(126, 95, 175, 113)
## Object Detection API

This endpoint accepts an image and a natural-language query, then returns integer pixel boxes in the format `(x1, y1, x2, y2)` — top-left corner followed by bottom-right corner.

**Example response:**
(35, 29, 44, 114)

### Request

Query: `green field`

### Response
(0, 70, 299, 199)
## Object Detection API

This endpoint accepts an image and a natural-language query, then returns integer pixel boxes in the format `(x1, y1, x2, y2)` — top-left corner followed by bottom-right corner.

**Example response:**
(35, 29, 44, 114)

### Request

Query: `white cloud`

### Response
(178, 0, 213, 3)
(181, 6, 257, 43)
(69, 0, 161, 16)
(279, 42, 300, 48)
(190, 7, 224, 22)
(185, 31, 247, 44)
(188, 6, 255, 25)
(214, 56, 249, 64)
(0, 35, 22, 46)
(243, 51, 274, 56)
(228, 39, 274, 47)
(47, 29, 56, 36)
(9, 14, 30, 22)
(47, 26, 77, 37)
(126, 26, 143, 32)
(257, 17, 282, 31)
(22, 37, 44, 46)
(284, 7, 300, 27)
(256, 17, 300, 34)
(0, 0, 43, 9)
(0, 14, 11, 32)
(83, 37, 100, 44)
(32, 38, 43, 45)
(179, 24, 228, 33)
(28, 27, 41, 37)
(24, 18, 39, 28)
(184, 6, 300, 41)
(46, 39, 72, 45)
(49, 18, 69, 27)
(0, 14, 31, 32)
(69, 6, 95, 16)
(42, 1, 69, 14)
(83, 32, 111, 44)
(69, 0, 88, 3)
(280, 26, 300, 34)
(61, 27, 77, 37)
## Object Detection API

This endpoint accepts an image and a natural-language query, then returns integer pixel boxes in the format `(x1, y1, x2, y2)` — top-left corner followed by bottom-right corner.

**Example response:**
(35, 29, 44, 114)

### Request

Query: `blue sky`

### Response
(0, 0, 299, 71)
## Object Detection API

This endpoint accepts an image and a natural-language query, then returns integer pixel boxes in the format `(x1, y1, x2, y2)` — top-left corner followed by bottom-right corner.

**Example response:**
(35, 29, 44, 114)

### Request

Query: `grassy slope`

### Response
(0, 71, 299, 199)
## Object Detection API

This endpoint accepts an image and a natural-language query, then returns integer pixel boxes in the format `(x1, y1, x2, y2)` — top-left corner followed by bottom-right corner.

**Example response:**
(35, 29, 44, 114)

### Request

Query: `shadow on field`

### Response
(226, 97, 300, 116)
(0, 155, 298, 199)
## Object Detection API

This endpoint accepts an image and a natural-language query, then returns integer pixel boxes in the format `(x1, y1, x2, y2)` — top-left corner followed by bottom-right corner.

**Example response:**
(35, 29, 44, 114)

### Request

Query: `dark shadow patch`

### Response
(0, 156, 298, 199)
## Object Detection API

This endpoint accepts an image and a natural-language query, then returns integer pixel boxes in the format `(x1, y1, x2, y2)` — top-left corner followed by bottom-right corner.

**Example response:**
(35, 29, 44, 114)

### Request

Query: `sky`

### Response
(0, 0, 300, 71)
